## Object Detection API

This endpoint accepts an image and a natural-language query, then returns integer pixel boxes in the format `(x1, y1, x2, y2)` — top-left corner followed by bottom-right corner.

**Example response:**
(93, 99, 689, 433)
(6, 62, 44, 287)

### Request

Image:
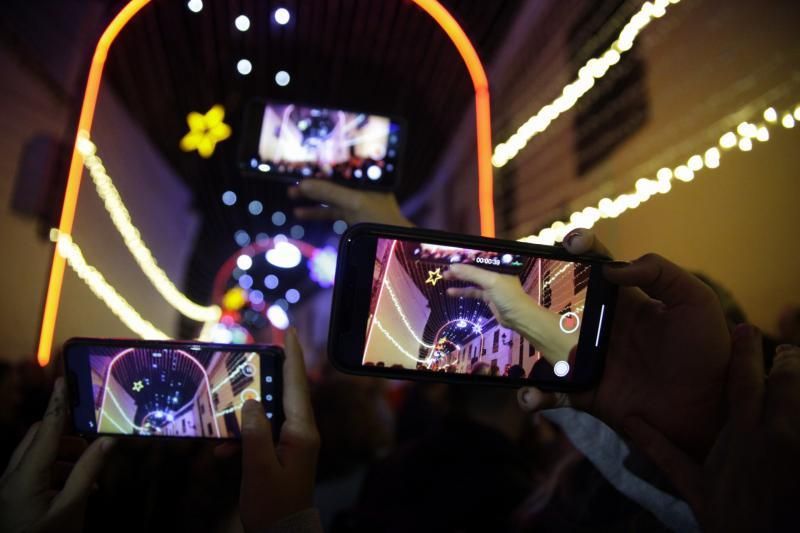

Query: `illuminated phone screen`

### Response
(67, 344, 280, 439)
(363, 238, 597, 382)
(243, 101, 403, 187)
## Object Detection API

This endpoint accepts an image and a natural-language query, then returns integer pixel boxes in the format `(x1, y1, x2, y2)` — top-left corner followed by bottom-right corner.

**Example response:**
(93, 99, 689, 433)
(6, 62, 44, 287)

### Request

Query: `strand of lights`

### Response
(103, 388, 153, 432)
(542, 263, 570, 288)
(372, 319, 425, 363)
(101, 412, 130, 434)
(383, 280, 435, 348)
(55, 232, 170, 339)
(76, 133, 221, 323)
(520, 102, 800, 245)
(493, 0, 680, 168)
(211, 353, 255, 393)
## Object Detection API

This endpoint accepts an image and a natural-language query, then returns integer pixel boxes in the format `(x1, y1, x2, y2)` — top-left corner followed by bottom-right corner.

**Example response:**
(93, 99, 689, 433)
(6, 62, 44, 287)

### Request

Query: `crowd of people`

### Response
(1, 179, 798, 532)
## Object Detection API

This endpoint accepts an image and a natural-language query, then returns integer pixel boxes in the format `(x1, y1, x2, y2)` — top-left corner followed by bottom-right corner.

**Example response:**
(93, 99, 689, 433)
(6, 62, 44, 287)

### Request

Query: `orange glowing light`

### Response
(411, 0, 495, 238)
(36, 0, 151, 367)
(37, 0, 494, 366)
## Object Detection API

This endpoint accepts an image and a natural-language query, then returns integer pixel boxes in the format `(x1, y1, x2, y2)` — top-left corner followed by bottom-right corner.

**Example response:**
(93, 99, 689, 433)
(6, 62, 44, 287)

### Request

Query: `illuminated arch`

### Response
(97, 347, 220, 436)
(37, 0, 494, 366)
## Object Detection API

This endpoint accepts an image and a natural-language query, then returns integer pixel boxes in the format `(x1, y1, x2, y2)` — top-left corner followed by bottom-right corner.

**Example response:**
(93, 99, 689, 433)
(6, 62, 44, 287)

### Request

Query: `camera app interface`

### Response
(247, 102, 402, 184)
(73, 346, 277, 438)
(363, 239, 598, 381)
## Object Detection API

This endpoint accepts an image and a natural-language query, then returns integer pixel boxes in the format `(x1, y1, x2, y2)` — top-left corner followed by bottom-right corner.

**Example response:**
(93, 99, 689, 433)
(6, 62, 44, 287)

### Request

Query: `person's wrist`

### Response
(506, 298, 541, 334)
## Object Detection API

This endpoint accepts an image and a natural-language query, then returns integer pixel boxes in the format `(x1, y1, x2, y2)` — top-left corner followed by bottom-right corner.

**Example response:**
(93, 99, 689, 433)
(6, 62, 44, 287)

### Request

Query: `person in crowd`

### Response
(0, 329, 322, 533)
(289, 179, 799, 530)
(2, 179, 797, 531)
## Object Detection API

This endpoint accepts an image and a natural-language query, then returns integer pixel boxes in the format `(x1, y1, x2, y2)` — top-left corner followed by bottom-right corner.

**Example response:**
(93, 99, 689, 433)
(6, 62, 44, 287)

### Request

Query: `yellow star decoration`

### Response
(179, 104, 232, 158)
(132, 380, 144, 392)
(425, 268, 443, 286)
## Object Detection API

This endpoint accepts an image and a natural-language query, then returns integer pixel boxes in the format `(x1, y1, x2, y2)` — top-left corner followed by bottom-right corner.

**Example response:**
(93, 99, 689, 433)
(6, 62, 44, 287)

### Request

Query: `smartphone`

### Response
(238, 99, 405, 190)
(328, 224, 617, 391)
(63, 338, 284, 440)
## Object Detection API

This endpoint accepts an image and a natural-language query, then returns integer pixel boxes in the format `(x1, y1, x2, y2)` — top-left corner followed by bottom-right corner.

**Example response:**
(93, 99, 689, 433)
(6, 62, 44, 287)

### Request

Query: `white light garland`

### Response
(372, 319, 425, 363)
(383, 280, 435, 348)
(77, 132, 221, 323)
(56, 232, 170, 339)
(520, 102, 799, 245)
(493, 0, 680, 168)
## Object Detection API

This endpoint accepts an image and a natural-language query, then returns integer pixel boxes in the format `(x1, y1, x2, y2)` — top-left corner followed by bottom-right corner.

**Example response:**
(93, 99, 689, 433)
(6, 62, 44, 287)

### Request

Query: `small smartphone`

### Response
(63, 338, 284, 440)
(238, 99, 405, 191)
(328, 224, 617, 391)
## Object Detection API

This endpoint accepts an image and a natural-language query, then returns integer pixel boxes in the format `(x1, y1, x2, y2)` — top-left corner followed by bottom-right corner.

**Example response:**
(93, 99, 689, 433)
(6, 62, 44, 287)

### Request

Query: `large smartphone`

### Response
(63, 338, 284, 440)
(239, 99, 405, 190)
(329, 224, 617, 391)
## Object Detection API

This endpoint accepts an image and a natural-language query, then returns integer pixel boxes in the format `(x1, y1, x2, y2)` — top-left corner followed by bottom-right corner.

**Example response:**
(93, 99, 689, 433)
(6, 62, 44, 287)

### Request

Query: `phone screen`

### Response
(361, 237, 609, 385)
(65, 341, 282, 439)
(241, 100, 403, 189)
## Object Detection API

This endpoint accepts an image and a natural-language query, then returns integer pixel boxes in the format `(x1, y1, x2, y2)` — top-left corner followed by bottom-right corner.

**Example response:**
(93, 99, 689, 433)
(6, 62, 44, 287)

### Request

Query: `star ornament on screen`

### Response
(132, 380, 144, 392)
(425, 268, 444, 286)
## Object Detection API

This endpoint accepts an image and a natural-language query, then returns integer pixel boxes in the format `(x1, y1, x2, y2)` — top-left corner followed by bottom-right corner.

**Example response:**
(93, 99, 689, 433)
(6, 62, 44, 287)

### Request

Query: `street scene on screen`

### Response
(88, 348, 261, 437)
(363, 239, 590, 379)
(252, 103, 400, 182)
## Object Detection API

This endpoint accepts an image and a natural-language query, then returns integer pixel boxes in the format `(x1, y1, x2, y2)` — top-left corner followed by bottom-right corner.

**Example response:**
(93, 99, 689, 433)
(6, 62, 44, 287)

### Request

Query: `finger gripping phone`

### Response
(328, 224, 617, 391)
(63, 338, 284, 440)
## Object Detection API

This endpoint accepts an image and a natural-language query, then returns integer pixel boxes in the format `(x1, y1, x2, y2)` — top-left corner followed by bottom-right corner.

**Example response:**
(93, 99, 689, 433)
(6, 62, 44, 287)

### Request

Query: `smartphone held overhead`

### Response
(239, 100, 405, 191)
(328, 224, 617, 391)
(63, 338, 284, 440)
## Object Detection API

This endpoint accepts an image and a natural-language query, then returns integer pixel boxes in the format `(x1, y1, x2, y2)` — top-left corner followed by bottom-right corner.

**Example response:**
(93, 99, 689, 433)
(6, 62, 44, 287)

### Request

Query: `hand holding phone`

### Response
(64, 339, 284, 441)
(240, 100, 405, 191)
(288, 179, 412, 227)
(221, 329, 321, 532)
(0, 378, 114, 533)
(518, 229, 731, 461)
(328, 224, 618, 391)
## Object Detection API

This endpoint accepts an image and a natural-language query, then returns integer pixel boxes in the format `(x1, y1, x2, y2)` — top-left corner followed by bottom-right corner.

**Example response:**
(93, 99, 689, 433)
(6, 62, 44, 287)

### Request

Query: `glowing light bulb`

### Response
(764, 107, 778, 123)
(756, 126, 769, 142)
(236, 255, 253, 270)
(237, 59, 252, 75)
(674, 165, 694, 182)
(274, 70, 291, 87)
(235, 15, 250, 31)
(267, 305, 289, 329)
(781, 114, 795, 129)
(187, 0, 203, 13)
(274, 8, 291, 25)
(222, 191, 237, 205)
(719, 132, 737, 149)
(737, 137, 753, 151)
(266, 241, 301, 269)
(737, 122, 756, 138)
(656, 167, 672, 182)
(687, 155, 703, 171)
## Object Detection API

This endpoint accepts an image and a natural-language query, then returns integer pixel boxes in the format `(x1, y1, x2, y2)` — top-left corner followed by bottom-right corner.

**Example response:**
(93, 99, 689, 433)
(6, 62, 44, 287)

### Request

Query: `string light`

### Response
(520, 101, 799, 245)
(372, 319, 425, 363)
(383, 280, 435, 348)
(76, 133, 221, 323)
(55, 233, 170, 339)
(492, 0, 681, 168)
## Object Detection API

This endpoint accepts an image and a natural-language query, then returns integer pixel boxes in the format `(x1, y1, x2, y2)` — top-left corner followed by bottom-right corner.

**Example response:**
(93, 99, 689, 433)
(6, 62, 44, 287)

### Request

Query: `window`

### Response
(542, 270, 552, 308)
(569, 0, 649, 175)
(492, 330, 500, 353)
(574, 263, 590, 294)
